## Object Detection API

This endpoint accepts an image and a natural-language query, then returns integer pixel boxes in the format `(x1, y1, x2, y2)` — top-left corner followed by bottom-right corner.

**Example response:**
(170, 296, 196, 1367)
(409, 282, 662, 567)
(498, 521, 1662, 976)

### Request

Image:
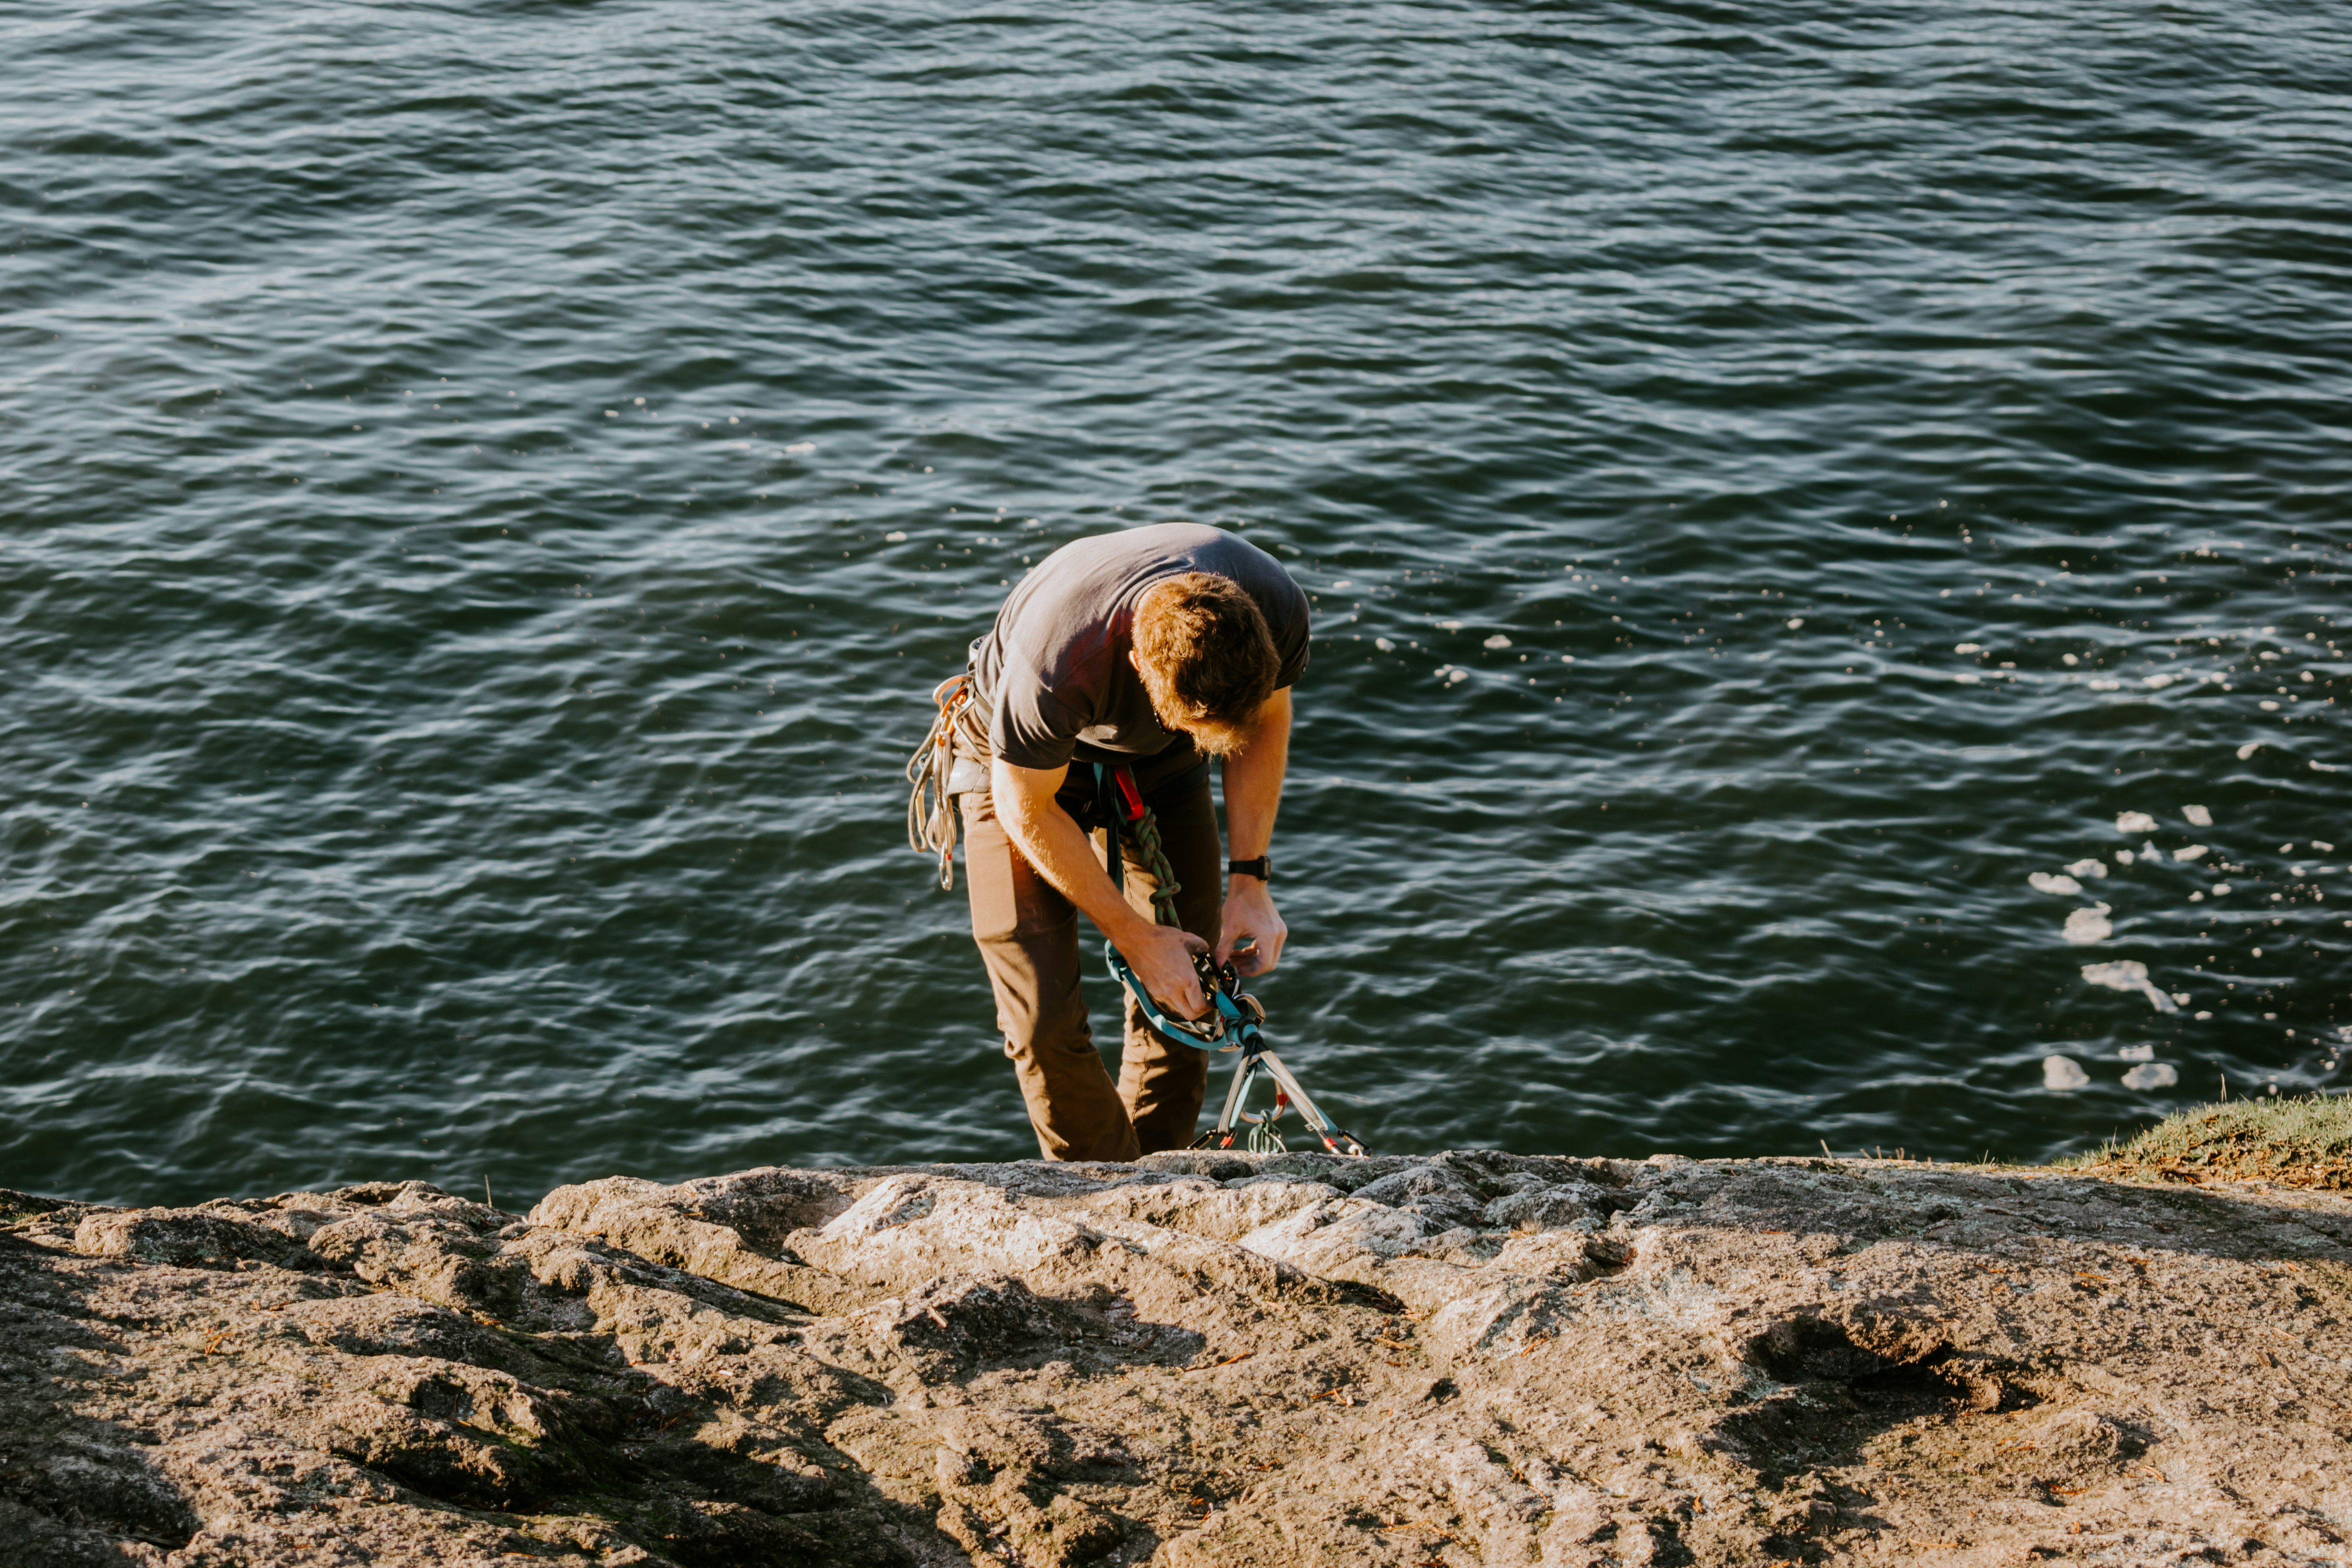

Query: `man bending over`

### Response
(955, 523, 1308, 1161)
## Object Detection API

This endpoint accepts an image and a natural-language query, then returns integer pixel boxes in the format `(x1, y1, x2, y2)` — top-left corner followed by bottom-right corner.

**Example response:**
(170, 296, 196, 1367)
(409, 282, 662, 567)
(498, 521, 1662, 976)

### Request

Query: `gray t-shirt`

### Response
(968, 523, 1310, 770)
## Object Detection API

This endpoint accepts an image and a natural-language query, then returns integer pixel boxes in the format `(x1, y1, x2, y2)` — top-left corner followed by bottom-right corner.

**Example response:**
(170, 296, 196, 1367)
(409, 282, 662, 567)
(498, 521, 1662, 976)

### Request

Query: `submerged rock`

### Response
(3, 1151, 2349, 1565)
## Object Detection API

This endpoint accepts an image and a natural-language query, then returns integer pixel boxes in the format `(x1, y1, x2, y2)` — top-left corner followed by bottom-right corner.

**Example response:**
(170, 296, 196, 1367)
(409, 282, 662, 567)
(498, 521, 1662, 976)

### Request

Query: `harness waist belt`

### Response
(946, 756, 991, 796)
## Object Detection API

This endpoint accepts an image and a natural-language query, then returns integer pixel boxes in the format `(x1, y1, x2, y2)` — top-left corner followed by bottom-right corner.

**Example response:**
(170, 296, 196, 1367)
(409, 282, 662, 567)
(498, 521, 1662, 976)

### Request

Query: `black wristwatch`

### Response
(1227, 856, 1271, 883)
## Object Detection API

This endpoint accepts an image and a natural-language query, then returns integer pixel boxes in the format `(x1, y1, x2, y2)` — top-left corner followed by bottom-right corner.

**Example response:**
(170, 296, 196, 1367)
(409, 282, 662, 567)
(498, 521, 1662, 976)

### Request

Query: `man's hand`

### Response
(991, 755, 1213, 1019)
(1217, 878, 1286, 974)
(1126, 923, 1212, 1018)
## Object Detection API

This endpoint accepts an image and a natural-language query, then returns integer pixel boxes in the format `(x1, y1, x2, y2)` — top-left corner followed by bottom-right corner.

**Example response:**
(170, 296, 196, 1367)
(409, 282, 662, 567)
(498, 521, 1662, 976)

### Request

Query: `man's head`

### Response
(1130, 572, 1279, 755)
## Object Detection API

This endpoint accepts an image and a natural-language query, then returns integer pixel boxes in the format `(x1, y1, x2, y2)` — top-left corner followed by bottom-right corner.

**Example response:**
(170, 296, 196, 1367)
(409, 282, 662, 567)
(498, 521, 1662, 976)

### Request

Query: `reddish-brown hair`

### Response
(1131, 572, 1279, 747)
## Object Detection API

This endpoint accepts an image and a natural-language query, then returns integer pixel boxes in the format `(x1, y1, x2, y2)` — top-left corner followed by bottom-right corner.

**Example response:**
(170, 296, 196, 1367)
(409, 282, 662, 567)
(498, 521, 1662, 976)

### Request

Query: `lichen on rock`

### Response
(4, 1147, 2350, 1565)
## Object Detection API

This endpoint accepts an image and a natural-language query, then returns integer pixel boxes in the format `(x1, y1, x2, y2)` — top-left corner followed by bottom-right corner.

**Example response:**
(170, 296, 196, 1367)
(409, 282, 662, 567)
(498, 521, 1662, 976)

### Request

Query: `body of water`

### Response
(4, 0, 2346, 1206)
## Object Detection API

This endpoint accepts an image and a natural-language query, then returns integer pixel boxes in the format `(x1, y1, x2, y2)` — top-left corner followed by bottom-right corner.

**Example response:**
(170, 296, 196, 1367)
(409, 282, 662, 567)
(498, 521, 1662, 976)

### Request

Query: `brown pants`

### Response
(958, 760, 1221, 1162)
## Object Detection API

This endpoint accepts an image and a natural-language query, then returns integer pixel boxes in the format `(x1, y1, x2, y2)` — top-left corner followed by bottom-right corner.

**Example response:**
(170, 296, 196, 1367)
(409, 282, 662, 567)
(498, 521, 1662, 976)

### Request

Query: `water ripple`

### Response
(2, 0, 2345, 1203)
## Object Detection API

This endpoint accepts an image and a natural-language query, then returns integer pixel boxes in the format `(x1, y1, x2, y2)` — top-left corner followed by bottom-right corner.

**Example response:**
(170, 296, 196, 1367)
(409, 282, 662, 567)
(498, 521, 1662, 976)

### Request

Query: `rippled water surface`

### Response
(5, 0, 2348, 1206)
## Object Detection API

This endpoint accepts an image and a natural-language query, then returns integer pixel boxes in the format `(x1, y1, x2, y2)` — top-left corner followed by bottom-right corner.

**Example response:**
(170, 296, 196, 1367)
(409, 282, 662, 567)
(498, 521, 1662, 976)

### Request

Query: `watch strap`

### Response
(1227, 856, 1271, 882)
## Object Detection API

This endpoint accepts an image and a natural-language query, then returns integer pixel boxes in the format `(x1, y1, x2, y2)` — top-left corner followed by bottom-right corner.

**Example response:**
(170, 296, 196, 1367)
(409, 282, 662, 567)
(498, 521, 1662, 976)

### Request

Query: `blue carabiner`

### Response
(1103, 940, 1262, 1054)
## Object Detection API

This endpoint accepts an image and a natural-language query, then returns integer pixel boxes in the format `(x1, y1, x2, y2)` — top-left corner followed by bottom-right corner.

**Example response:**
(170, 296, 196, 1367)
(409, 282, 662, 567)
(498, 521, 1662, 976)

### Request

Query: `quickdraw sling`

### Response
(904, 673, 985, 890)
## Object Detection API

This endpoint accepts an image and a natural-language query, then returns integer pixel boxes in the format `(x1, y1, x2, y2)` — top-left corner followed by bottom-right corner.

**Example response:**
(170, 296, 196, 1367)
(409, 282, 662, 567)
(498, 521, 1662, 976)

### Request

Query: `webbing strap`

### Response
(1094, 763, 1127, 894)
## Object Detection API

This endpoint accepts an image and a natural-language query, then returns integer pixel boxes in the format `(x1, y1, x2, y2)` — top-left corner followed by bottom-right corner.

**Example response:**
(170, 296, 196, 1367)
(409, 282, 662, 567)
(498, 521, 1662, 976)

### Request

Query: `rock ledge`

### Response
(4, 1150, 2348, 1566)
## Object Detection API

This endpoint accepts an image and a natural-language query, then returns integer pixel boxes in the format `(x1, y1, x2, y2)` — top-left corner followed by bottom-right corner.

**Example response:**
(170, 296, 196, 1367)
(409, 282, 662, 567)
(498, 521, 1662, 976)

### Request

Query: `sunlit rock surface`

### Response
(5, 1151, 2349, 1566)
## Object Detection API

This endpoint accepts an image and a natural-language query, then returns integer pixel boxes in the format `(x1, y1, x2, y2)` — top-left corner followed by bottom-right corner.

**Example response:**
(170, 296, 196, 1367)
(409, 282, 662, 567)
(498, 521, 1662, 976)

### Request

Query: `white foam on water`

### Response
(2115, 849, 2135, 866)
(2062, 653, 2079, 665)
(1483, 634, 1511, 649)
(2315, 760, 2344, 773)
(1446, 668, 1469, 684)
(782, 441, 815, 454)
(883, 531, 906, 542)
(1374, 637, 1394, 652)
(2174, 844, 2208, 861)
(2119, 1043, 2154, 1061)
(2043, 1056, 2091, 1091)
(2145, 673, 2175, 689)
(2115, 811, 2158, 833)
(2089, 679, 2121, 690)
(2238, 742, 2263, 759)
(2317, 841, 2337, 853)
(2081, 959, 2176, 1012)
(2065, 859, 2108, 879)
(2182, 804, 2212, 826)
(2122, 1063, 2180, 1091)
(2211, 882, 2232, 895)
(1786, 618, 1804, 629)
(2063, 907, 2113, 946)
(1955, 642, 1982, 653)
(2171, 992, 2190, 1005)
(1954, 671, 1981, 684)
(1436, 620, 1463, 630)
(2028, 872, 2083, 895)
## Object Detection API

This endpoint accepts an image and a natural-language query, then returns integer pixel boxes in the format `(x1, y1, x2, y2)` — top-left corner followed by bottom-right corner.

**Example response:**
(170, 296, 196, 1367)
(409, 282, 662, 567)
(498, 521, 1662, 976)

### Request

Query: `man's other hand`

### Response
(1129, 923, 1212, 1018)
(1217, 880, 1287, 975)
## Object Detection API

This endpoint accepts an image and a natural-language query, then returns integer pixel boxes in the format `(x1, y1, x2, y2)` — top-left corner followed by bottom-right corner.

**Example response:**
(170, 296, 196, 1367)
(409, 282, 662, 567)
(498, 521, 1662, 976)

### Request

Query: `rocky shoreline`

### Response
(4, 1148, 2348, 1567)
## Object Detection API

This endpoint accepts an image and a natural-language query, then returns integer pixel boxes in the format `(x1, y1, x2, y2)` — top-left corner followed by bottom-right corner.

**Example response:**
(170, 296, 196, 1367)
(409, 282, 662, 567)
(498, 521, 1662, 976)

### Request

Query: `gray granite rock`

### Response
(2, 1155, 2347, 1566)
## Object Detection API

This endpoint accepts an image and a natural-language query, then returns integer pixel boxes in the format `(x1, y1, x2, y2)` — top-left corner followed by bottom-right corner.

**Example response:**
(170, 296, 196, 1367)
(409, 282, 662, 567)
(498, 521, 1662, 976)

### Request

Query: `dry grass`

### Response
(2063, 1093, 2352, 1189)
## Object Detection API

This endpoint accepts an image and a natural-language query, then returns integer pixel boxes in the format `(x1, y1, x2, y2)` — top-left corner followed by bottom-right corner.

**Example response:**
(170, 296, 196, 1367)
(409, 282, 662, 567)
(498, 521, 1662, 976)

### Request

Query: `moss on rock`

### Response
(2072, 1093, 2352, 1189)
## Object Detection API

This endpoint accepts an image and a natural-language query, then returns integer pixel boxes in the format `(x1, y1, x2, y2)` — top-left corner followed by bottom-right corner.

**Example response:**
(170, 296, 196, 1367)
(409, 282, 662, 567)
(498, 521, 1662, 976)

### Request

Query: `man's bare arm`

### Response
(1216, 687, 1290, 973)
(991, 758, 1210, 1016)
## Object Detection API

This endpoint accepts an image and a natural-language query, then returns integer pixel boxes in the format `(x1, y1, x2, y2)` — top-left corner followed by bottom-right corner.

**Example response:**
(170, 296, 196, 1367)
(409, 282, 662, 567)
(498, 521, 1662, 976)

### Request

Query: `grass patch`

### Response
(2065, 1094, 2352, 1189)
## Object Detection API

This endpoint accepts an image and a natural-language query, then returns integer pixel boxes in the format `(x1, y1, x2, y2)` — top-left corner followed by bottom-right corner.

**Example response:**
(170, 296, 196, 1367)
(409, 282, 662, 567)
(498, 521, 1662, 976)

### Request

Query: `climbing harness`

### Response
(904, 673, 985, 890)
(1094, 763, 1369, 1159)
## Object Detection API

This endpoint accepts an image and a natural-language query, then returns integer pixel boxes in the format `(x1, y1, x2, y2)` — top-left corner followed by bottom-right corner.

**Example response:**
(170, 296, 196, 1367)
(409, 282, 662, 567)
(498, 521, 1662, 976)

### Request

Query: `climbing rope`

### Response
(1096, 762, 1368, 1158)
(1099, 761, 1184, 930)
